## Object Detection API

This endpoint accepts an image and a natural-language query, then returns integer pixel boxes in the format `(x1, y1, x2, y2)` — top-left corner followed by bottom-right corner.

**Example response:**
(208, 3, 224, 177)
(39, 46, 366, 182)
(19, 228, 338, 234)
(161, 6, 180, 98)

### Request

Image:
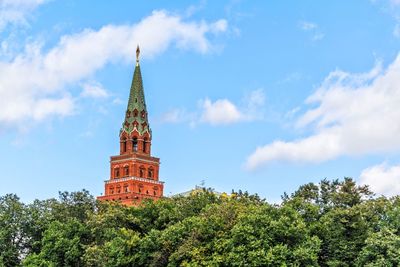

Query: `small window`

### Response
(139, 168, 145, 178)
(143, 138, 148, 153)
(153, 191, 156, 196)
(124, 166, 129, 176)
(114, 168, 120, 178)
(148, 169, 153, 179)
(122, 141, 127, 153)
(132, 138, 138, 152)
(124, 185, 129, 193)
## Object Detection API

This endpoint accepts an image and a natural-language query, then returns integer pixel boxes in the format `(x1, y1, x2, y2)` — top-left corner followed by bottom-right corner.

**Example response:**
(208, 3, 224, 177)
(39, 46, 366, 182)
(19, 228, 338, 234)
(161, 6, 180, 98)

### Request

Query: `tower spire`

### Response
(120, 46, 150, 137)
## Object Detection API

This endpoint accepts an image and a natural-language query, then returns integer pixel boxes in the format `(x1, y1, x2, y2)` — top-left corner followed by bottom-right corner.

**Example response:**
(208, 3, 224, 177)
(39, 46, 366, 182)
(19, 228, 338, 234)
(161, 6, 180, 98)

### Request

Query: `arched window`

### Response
(124, 184, 129, 193)
(139, 167, 145, 178)
(122, 138, 127, 153)
(124, 166, 129, 176)
(132, 137, 138, 152)
(114, 168, 120, 178)
(110, 187, 114, 194)
(148, 168, 153, 179)
(143, 138, 148, 153)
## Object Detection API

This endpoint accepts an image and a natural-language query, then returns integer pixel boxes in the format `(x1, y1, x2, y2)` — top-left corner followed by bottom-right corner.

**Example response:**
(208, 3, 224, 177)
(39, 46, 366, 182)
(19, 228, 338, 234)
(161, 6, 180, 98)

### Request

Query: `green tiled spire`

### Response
(120, 46, 151, 137)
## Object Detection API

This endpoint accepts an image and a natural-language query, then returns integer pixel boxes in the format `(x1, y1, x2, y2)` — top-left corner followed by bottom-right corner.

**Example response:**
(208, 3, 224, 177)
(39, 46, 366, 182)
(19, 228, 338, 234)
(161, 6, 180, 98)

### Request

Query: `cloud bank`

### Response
(246, 55, 400, 170)
(0, 10, 228, 129)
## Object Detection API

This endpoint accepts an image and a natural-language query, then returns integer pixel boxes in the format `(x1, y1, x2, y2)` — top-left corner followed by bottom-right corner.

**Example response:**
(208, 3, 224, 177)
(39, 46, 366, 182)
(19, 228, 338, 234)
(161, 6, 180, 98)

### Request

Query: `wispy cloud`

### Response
(371, 0, 400, 38)
(299, 21, 317, 31)
(0, 10, 228, 130)
(298, 20, 324, 42)
(185, 0, 207, 17)
(80, 82, 109, 98)
(0, 0, 49, 31)
(159, 108, 193, 124)
(246, 55, 400, 170)
(312, 33, 325, 41)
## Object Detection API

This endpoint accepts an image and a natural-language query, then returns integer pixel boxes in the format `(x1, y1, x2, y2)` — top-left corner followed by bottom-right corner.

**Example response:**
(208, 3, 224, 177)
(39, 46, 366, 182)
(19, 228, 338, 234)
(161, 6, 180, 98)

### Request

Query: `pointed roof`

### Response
(120, 46, 151, 137)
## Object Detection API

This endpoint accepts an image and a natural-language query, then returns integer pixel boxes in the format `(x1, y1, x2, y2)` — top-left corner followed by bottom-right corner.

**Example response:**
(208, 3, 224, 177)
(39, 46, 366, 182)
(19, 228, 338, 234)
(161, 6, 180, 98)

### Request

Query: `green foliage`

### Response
(0, 194, 26, 267)
(356, 228, 400, 266)
(0, 178, 398, 266)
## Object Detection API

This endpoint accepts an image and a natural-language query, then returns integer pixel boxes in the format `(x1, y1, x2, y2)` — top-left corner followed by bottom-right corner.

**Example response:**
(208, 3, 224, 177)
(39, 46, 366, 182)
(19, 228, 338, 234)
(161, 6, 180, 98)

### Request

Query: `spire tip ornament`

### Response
(136, 45, 140, 66)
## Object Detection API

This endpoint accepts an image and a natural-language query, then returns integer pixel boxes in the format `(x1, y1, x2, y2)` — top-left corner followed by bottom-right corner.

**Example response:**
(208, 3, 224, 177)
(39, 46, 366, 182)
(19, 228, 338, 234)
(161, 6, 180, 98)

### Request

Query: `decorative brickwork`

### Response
(97, 46, 164, 206)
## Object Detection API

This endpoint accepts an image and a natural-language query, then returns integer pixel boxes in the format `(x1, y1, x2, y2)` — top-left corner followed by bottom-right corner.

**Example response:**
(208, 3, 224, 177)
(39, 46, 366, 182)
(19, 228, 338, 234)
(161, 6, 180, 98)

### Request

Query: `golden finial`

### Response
(136, 45, 140, 66)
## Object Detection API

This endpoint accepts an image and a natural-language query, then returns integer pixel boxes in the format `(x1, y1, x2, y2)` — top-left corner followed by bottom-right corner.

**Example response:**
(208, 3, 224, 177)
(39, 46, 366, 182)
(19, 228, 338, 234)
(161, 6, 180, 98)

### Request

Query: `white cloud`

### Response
(159, 89, 265, 126)
(246, 54, 400, 170)
(359, 163, 400, 197)
(81, 82, 108, 98)
(198, 89, 265, 125)
(199, 89, 265, 126)
(0, 10, 228, 129)
(32, 96, 74, 120)
(0, 0, 49, 30)
(200, 98, 243, 125)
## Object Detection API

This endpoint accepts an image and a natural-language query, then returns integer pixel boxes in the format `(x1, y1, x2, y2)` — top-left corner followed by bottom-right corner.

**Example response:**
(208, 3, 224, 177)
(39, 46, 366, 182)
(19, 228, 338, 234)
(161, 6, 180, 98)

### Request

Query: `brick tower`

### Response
(97, 46, 164, 206)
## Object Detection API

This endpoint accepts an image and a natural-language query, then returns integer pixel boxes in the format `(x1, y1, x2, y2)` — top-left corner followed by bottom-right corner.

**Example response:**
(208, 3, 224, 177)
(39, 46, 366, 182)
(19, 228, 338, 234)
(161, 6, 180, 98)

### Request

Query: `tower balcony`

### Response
(105, 175, 164, 185)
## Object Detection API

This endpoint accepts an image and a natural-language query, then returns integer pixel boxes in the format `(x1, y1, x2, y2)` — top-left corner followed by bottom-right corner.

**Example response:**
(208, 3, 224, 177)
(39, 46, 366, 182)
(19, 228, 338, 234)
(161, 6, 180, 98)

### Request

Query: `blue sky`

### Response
(1, 0, 400, 203)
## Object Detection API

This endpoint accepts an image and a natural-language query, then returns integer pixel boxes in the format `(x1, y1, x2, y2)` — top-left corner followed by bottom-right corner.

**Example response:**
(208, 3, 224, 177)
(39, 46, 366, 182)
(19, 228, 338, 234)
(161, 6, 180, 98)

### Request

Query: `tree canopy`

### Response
(0, 178, 399, 266)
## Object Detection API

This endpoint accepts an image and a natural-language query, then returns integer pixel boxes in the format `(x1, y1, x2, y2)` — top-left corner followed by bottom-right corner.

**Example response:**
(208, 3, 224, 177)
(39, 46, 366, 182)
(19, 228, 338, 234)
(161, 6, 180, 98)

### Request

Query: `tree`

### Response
(24, 219, 90, 266)
(0, 179, 396, 266)
(0, 194, 26, 267)
(356, 228, 400, 266)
